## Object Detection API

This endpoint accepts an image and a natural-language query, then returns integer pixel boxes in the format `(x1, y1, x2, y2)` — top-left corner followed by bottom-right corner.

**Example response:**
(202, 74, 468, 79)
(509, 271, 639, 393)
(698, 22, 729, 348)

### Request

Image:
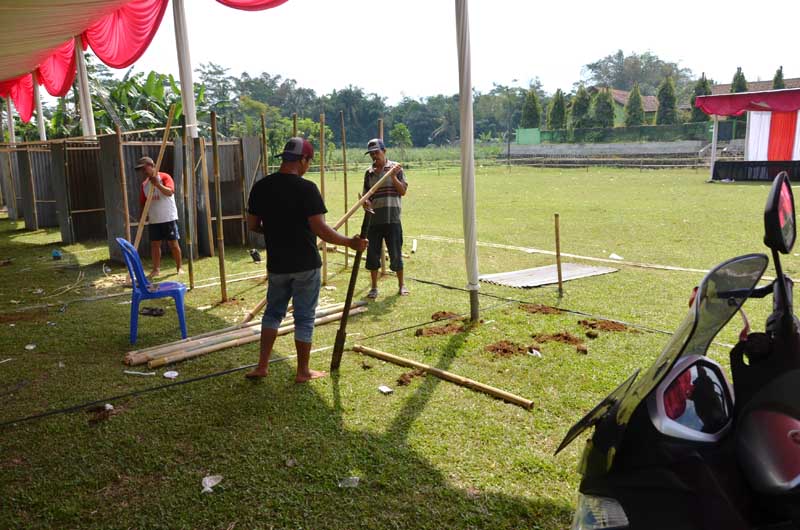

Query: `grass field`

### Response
(0, 165, 788, 529)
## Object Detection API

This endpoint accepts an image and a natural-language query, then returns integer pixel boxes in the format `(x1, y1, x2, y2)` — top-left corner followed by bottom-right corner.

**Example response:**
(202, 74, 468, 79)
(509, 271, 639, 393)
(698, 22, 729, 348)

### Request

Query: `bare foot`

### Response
(245, 368, 269, 379)
(148, 269, 160, 278)
(176, 268, 184, 275)
(295, 370, 327, 383)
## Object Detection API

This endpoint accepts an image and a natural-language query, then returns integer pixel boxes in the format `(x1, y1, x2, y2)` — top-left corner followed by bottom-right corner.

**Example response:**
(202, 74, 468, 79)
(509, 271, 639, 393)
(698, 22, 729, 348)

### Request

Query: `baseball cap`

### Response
(365, 138, 386, 154)
(134, 156, 154, 169)
(277, 137, 314, 161)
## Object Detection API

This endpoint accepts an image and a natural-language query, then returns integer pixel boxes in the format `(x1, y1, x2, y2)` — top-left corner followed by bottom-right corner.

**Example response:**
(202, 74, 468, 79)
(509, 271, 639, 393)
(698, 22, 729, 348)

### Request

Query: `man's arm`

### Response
(309, 214, 367, 251)
(247, 213, 263, 234)
(391, 169, 408, 196)
(150, 174, 175, 197)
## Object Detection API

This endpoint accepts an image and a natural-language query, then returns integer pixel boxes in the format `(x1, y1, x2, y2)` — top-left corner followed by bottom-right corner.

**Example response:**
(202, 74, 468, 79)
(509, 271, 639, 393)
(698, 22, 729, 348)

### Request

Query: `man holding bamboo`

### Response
(362, 138, 408, 298)
(245, 137, 367, 382)
(136, 156, 182, 277)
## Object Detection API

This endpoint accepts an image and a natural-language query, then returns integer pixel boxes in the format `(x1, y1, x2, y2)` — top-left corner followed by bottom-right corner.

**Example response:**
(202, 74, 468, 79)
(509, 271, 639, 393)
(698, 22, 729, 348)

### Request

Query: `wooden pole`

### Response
(330, 165, 400, 231)
(239, 138, 247, 247)
(133, 104, 177, 249)
(320, 112, 327, 285)
(555, 213, 563, 298)
(115, 125, 132, 241)
(181, 117, 194, 289)
(260, 113, 268, 176)
(340, 110, 349, 268)
(199, 137, 215, 257)
(353, 345, 534, 410)
(211, 111, 228, 302)
(292, 113, 297, 137)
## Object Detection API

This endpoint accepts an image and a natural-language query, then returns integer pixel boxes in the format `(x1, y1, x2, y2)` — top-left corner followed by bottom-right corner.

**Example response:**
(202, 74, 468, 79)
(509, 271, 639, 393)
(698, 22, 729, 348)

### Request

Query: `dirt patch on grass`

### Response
(519, 303, 562, 315)
(579, 319, 638, 333)
(431, 311, 464, 321)
(86, 403, 125, 425)
(415, 322, 464, 337)
(397, 368, 426, 386)
(486, 340, 527, 357)
(0, 310, 49, 324)
(531, 331, 588, 354)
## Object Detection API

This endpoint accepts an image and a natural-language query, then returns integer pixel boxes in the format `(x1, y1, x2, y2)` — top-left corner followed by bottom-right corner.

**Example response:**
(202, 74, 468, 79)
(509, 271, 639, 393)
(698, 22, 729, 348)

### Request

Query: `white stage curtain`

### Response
(793, 110, 800, 161)
(747, 111, 771, 161)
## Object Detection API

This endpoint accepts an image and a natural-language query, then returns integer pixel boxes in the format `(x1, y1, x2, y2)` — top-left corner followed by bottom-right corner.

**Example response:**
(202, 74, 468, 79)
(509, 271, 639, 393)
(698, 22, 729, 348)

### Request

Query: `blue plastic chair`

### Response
(116, 237, 188, 344)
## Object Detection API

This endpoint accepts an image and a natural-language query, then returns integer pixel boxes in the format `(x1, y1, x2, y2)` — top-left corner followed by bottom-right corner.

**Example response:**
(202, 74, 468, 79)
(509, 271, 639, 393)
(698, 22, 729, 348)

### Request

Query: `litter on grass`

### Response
(201, 475, 223, 493)
(378, 385, 394, 395)
(24, 344, 36, 351)
(338, 476, 360, 488)
(163, 371, 179, 379)
(0, 358, 13, 364)
(609, 253, 624, 260)
(124, 370, 156, 376)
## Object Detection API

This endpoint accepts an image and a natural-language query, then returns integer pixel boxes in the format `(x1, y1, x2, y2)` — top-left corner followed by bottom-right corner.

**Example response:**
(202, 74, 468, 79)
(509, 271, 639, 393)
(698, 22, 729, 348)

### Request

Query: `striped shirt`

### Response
(362, 160, 407, 225)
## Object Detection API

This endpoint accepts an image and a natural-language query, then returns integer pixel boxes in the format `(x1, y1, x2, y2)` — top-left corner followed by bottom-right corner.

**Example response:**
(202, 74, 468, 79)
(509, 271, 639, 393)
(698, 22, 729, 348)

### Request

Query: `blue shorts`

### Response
(148, 220, 180, 241)
(262, 268, 320, 343)
(365, 223, 403, 271)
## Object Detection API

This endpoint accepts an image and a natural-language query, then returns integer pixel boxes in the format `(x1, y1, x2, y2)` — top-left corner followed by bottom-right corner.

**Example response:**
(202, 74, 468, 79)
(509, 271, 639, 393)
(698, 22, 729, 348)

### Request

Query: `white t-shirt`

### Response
(141, 172, 178, 224)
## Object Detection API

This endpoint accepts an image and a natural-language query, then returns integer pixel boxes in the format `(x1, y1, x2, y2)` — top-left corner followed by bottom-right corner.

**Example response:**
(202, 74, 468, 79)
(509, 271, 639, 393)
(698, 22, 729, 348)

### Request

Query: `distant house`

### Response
(710, 77, 800, 95)
(588, 87, 659, 126)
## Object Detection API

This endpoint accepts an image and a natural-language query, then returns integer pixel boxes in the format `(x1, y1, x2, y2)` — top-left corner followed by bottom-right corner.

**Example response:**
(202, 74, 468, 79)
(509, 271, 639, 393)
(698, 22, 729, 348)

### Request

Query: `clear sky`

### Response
(130, 0, 799, 105)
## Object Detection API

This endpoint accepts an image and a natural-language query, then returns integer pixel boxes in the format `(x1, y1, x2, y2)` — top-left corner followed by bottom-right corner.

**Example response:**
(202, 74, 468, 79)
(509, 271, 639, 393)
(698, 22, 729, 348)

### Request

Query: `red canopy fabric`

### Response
(695, 89, 800, 117)
(216, 0, 289, 10)
(1, 0, 288, 123)
(36, 39, 77, 98)
(0, 74, 34, 123)
(85, 0, 169, 69)
(767, 111, 798, 161)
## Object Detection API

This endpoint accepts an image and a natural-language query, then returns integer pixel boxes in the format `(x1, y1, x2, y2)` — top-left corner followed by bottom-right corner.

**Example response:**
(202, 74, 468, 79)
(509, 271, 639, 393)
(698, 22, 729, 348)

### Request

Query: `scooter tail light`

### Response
(571, 494, 630, 530)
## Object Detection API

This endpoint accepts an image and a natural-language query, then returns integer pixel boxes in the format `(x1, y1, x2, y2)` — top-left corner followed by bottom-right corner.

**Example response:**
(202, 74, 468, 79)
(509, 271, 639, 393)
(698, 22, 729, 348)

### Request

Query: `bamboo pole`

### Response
(189, 134, 199, 269)
(133, 104, 177, 249)
(353, 345, 534, 410)
(260, 113, 268, 176)
(340, 110, 349, 268)
(199, 137, 214, 257)
(292, 113, 297, 136)
(211, 112, 228, 302)
(181, 117, 195, 289)
(378, 118, 386, 276)
(239, 138, 247, 247)
(148, 307, 366, 368)
(555, 213, 563, 298)
(320, 112, 327, 285)
(27, 150, 39, 230)
(115, 126, 131, 241)
(330, 165, 400, 231)
(241, 297, 268, 325)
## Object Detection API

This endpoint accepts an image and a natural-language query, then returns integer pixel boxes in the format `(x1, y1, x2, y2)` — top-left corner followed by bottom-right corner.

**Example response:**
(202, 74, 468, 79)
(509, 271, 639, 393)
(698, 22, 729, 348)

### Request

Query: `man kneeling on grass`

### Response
(245, 138, 368, 382)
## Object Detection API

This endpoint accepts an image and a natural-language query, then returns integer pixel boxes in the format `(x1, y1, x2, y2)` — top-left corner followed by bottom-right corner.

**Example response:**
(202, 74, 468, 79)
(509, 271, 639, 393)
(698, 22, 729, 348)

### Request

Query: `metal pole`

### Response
(709, 115, 719, 181)
(73, 37, 96, 138)
(32, 73, 46, 141)
(455, 0, 480, 321)
(7, 97, 16, 144)
(172, 0, 198, 138)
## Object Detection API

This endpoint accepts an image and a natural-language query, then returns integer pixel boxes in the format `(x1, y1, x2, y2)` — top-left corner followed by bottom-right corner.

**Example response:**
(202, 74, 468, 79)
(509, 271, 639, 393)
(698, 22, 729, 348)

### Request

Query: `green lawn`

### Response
(0, 166, 786, 529)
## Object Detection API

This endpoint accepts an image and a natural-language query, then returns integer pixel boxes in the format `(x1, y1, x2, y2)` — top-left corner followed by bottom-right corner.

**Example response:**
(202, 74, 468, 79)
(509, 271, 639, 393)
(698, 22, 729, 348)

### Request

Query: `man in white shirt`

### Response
(136, 156, 182, 277)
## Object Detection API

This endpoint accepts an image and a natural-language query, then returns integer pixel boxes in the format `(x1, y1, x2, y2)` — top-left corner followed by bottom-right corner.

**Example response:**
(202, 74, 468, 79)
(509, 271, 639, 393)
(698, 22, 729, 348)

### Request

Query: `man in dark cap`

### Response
(136, 156, 182, 277)
(362, 138, 408, 298)
(245, 137, 367, 382)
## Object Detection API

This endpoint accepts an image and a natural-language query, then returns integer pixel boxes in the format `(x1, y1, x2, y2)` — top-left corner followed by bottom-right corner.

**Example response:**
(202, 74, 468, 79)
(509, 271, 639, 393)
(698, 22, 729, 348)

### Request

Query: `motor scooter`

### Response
(556, 172, 800, 530)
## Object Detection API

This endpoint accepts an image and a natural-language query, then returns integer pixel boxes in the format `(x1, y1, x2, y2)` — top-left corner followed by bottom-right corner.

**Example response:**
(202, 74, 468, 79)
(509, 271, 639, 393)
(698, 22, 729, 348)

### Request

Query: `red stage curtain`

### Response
(36, 39, 77, 97)
(768, 111, 798, 161)
(216, 0, 288, 10)
(84, 0, 169, 69)
(0, 74, 34, 123)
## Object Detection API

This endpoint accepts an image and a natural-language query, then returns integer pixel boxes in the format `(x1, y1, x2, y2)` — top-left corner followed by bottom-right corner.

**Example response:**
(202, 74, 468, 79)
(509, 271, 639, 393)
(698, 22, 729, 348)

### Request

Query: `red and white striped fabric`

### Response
(747, 110, 800, 161)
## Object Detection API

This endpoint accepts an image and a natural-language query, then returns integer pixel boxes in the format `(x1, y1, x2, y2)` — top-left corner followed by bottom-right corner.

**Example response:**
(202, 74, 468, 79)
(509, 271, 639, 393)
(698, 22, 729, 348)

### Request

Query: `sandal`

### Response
(367, 288, 379, 299)
(399, 285, 410, 296)
(140, 307, 165, 317)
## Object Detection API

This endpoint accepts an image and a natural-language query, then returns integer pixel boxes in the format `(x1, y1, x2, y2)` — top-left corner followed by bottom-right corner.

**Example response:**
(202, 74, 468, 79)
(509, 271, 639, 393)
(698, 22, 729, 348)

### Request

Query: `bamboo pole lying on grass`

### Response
(352, 344, 534, 410)
(124, 301, 365, 365)
(148, 306, 367, 368)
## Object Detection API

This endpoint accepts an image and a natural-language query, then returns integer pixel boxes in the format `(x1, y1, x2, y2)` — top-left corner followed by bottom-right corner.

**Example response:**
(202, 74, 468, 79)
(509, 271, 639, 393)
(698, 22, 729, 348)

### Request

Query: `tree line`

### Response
(2, 51, 790, 147)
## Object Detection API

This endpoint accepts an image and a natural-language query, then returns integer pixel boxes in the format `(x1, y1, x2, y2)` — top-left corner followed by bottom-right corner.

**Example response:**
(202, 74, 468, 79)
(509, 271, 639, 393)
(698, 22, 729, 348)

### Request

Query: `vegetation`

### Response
(569, 85, 592, 129)
(656, 76, 678, 125)
(690, 73, 712, 123)
(520, 88, 542, 129)
(592, 88, 615, 128)
(623, 82, 645, 126)
(0, 166, 784, 530)
(731, 67, 748, 93)
(773, 66, 785, 89)
(546, 89, 566, 130)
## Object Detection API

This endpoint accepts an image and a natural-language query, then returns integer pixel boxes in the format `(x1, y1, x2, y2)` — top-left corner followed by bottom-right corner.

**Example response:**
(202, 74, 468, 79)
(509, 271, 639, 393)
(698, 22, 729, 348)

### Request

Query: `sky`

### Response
(125, 0, 800, 105)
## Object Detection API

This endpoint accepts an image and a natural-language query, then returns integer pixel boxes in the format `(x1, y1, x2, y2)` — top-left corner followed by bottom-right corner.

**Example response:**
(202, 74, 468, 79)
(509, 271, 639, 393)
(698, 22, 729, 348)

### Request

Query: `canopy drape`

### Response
(0, 0, 287, 123)
(695, 89, 800, 117)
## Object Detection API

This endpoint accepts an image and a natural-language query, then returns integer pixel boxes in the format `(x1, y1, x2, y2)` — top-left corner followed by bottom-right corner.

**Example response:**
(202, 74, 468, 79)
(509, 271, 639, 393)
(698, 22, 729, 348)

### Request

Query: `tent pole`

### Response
(709, 115, 719, 181)
(7, 97, 16, 144)
(455, 0, 480, 322)
(32, 73, 46, 141)
(172, 0, 198, 139)
(73, 36, 96, 138)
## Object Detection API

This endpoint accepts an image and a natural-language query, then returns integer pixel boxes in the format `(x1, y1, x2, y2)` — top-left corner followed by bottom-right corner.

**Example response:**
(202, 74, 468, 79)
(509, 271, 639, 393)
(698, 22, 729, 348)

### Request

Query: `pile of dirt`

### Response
(415, 322, 464, 337)
(531, 331, 588, 355)
(579, 319, 638, 333)
(397, 368, 426, 386)
(0, 310, 48, 324)
(519, 303, 562, 315)
(485, 340, 526, 357)
(431, 311, 464, 321)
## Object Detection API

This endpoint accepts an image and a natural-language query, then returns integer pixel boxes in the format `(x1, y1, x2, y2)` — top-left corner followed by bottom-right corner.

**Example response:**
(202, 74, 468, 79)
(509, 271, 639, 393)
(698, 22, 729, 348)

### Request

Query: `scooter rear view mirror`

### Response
(764, 171, 796, 254)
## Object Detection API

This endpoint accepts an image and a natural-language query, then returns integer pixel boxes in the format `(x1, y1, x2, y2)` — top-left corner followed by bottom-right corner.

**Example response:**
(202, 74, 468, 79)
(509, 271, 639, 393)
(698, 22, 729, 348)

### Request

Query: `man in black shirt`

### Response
(245, 137, 367, 382)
